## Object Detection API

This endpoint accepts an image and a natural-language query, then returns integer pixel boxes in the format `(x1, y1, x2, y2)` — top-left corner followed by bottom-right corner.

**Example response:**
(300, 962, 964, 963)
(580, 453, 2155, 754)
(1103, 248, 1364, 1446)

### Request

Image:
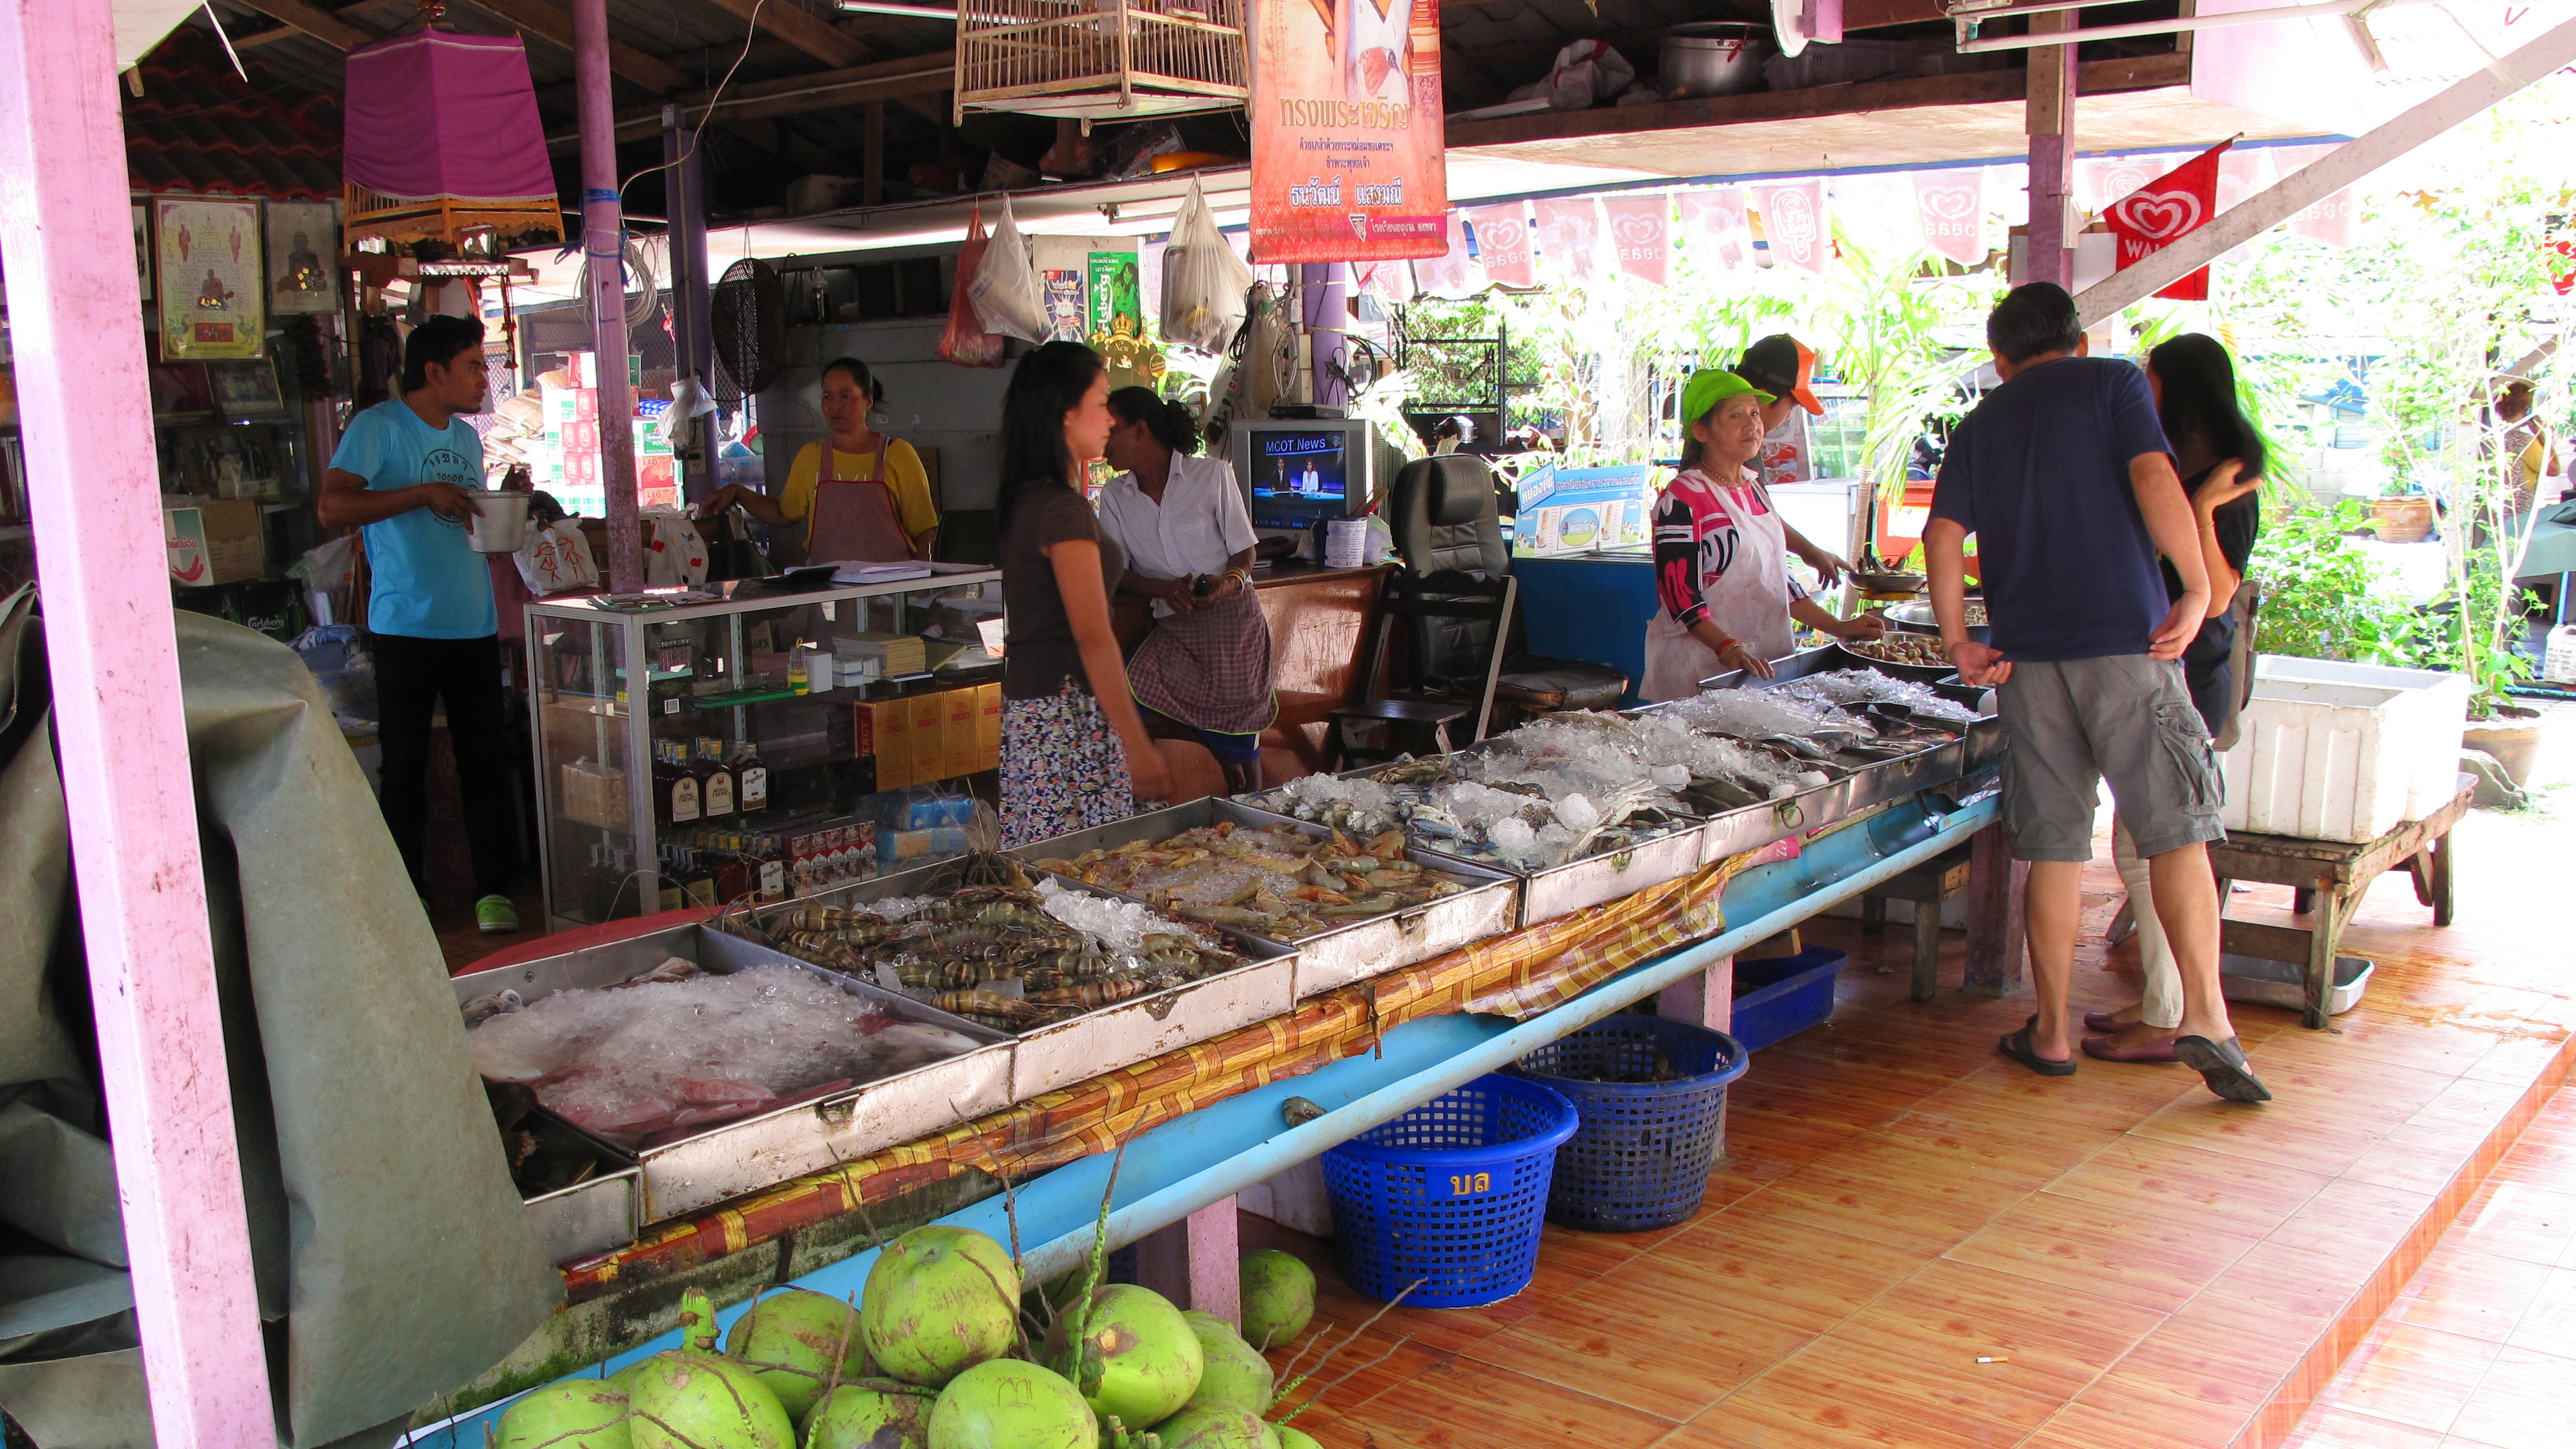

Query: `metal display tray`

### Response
(753, 860, 1300, 1102)
(1695, 645, 2004, 778)
(1028, 798, 1522, 997)
(453, 923, 1017, 1235)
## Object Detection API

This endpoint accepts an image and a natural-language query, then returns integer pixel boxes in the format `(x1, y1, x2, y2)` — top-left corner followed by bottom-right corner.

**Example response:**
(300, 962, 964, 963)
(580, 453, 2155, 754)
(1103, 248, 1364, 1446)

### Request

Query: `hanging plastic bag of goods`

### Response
(1161, 178, 1254, 355)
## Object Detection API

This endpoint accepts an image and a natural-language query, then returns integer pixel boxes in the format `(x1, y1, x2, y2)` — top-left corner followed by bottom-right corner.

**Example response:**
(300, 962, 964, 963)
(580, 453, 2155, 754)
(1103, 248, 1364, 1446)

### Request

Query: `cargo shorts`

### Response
(1997, 655, 2223, 863)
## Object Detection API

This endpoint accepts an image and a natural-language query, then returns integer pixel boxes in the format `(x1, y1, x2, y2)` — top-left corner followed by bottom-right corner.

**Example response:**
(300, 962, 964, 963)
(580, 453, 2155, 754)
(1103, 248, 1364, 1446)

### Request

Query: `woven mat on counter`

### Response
(559, 848, 1750, 1301)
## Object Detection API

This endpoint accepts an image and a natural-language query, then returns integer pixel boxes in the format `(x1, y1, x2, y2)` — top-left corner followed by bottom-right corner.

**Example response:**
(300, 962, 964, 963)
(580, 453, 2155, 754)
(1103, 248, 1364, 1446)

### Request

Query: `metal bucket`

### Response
(1662, 22, 1769, 98)
(466, 490, 535, 553)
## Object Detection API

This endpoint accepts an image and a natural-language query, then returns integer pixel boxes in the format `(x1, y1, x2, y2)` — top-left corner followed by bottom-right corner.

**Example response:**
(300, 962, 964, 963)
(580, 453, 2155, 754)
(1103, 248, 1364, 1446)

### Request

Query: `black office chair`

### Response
(1382, 455, 1630, 720)
(1328, 570, 1517, 767)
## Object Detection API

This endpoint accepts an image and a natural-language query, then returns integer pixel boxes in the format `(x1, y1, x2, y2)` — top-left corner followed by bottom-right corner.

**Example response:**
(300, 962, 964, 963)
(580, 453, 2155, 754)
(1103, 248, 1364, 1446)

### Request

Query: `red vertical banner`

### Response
(1248, 0, 1449, 262)
(1466, 202, 1535, 287)
(1532, 196, 1603, 283)
(1752, 181, 1829, 273)
(1601, 194, 1670, 285)
(2104, 140, 2230, 302)
(1911, 170, 1988, 266)
(1679, 188, 1752, 269)
(2079, 154, 2170, 217)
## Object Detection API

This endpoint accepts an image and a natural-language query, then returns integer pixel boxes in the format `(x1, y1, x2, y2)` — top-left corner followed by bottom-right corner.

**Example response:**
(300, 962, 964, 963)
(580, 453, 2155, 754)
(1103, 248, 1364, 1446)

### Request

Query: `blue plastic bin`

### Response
(1320, 1074, 1579, 1307)
(1728, 948, 1847, 1052)
(1515, 1016, 1750, 1233)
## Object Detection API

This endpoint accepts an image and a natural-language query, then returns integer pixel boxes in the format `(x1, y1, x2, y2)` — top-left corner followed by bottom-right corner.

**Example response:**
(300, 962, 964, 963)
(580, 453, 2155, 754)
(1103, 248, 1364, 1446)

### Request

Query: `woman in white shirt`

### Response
(1098, 389, 1276, 792)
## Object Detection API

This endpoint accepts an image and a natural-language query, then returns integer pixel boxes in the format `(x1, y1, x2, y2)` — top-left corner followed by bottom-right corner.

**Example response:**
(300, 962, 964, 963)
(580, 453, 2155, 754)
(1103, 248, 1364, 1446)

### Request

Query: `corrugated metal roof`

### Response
(126, 26, 342, 200)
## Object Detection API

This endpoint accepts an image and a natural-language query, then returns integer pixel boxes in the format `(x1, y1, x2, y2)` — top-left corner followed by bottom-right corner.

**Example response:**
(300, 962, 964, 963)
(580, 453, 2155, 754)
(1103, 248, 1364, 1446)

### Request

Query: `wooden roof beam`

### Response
(456, 0, 692, 93)
(227, 0, 373, 48)
(698, 0, 869, 68)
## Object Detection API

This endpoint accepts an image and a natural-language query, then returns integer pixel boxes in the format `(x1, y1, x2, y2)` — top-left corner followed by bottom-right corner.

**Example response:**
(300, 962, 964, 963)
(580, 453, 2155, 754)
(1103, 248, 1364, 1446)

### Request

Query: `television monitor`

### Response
(1231, 419, 1377, 530)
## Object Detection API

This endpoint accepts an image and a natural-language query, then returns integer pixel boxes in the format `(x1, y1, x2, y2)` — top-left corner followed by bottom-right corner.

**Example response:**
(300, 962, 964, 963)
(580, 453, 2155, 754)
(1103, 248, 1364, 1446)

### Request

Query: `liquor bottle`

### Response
(656, 740, 701, 826)
(697, 737, 736, 818)
(712, 848, 753, 904)
(732, 740, 770, 813)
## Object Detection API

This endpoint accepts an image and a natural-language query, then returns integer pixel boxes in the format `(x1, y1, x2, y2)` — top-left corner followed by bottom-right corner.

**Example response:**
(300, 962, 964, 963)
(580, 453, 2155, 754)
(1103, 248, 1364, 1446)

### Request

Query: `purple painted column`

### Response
(2024, 12, 2076, 289)
(1299, 262, 1351, 409)
(0, 3, 275, 1444)
(1136, 1196, 1242, 1326)
(575, 0, 643, 593)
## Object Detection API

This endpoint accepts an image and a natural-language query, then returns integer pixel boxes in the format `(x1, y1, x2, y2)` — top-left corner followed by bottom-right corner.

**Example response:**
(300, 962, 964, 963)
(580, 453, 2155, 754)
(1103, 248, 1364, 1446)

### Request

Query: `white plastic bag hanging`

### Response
(967, 194, 1049, 344)
(514, 519, 601, 595)
(640, 512, 711, 589)
(1160, 176, 1254, 354)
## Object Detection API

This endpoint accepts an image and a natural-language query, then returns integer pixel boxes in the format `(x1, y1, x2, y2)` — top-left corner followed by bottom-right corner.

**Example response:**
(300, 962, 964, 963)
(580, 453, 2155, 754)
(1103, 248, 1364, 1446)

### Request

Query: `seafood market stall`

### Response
(421, 654, 2018, 1422)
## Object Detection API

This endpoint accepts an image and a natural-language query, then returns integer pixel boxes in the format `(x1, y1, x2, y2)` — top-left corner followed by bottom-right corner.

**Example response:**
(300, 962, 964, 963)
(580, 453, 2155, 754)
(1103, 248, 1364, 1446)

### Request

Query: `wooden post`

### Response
(1963, 824, 2028, 996)
(574, 0, 643, 593)
(1136, 1196, 1241, 1327)
(2024, 10, 2076, 288)
(864, 101, 886, 205)
(0, 2, 276, 1443)
(1657, 956, 1735, 1031)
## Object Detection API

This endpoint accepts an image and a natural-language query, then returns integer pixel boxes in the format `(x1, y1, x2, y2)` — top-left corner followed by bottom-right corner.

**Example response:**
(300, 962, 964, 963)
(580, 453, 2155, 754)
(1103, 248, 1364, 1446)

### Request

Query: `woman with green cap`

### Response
(1641, 368, 1886, 699)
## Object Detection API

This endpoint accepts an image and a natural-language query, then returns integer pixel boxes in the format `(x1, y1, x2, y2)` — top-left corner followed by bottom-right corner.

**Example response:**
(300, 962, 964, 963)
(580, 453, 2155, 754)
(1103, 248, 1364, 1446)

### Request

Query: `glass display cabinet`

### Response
(525, 570, 1004, 932)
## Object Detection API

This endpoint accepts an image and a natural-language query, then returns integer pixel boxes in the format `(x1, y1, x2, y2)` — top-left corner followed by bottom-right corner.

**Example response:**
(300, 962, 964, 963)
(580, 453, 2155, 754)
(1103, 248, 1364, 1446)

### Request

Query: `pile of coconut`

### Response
(492, 1229, 1343, 1449)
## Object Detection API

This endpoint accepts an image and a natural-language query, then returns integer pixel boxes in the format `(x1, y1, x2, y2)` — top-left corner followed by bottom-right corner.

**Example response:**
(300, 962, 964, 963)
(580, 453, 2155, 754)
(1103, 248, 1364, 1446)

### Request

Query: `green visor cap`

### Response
(1681, 368, 1776, 424)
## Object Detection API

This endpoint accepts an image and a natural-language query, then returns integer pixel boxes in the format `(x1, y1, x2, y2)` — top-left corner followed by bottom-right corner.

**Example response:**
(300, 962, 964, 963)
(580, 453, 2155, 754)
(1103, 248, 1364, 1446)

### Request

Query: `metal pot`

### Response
(466, 490, 535, 554)
(1661, 22, 1771, 98)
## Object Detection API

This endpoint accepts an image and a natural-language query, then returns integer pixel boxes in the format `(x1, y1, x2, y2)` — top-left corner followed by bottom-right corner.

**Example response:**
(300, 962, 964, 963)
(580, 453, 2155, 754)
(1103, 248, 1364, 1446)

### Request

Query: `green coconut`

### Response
(1274, 1426, 1321, 1449)
(924, 1359, 1096, 1449)
(625, 1349, 795, 1449)
(1043, 1283, 1203, 1432)
(1236, 1251, 1315, 1352)
(1146, 1403, 1280, 1449)
(863, 1227, 1023, 1390)
(724, 1287, 873, 1423)
(802, 1382, 933, 1449)
(495, 1380, 631, 1449)
(604, 1287, 720, 1401)
(1179, 1312, 1274, 1414)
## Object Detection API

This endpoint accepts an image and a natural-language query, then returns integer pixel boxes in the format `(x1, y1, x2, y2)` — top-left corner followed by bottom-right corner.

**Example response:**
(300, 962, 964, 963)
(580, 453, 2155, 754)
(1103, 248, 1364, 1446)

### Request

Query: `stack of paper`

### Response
(839, 632, 927, 676)
(829, 561, 933, 584)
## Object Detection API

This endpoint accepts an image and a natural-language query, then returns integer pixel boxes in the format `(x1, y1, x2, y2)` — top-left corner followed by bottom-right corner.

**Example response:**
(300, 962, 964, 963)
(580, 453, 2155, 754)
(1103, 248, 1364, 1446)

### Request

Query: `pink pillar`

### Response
(1656, 956, 1735, 1031)
(574, 0, 643, 594)
(0, 3, 274, 1445)
(2024, 13, 2076, 289)
(1136, 1196, 1241, 1327)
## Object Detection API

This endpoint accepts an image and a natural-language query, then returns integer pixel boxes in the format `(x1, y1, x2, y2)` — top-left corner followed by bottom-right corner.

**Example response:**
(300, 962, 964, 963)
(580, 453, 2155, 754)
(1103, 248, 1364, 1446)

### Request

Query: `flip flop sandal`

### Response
(2084, 1011, 2126, 1034)
(2174, 1035, 2273, 1103)
(1999, 1016, 2077, 1077)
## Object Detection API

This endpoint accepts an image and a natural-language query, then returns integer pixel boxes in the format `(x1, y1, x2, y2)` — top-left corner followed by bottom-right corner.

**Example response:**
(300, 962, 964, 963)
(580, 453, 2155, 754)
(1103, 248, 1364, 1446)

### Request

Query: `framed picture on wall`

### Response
(178, 424, 286, 500)
(154, 196, 265, 360)
(210, 359, 285, 418)
(264, 200, 339, 314)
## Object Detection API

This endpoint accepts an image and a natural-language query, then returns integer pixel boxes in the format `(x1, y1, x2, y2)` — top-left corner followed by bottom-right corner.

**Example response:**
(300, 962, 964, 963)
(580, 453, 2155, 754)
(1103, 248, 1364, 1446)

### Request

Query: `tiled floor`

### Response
(1249, 783, 2576, 1449)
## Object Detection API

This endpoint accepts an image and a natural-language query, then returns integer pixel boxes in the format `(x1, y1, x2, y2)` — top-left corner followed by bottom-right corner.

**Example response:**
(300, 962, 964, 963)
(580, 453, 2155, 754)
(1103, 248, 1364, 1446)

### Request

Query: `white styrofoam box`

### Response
(2250, 656, 2471, 821)
(2220, 656, 2471, 844)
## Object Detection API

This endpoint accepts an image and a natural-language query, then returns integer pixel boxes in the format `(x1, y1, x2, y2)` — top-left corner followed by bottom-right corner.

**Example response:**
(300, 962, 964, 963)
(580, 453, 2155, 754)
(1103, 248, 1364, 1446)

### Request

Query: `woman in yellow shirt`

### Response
(698, 357, 939, 560)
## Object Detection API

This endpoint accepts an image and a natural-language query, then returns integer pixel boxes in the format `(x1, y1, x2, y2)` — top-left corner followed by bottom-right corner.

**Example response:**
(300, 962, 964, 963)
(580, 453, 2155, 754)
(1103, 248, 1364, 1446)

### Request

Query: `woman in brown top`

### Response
(997, 341, 1172, 847)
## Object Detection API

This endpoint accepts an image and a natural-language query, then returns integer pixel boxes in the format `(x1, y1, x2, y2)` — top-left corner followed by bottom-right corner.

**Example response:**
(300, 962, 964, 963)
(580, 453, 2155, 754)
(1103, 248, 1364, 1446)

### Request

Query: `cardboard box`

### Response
(908, 693, 946, 782)
(975, 682, 1002, 771)
(164, 496, 264, 586)
(854, 698, 913, 788)
(942, 689, 979, 779)
(558, 758, 627, 831)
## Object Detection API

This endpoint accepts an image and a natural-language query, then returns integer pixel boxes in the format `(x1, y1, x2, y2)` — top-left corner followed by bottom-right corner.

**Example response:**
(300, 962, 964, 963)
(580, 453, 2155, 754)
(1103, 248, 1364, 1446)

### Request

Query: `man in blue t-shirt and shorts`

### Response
(318, 315, 519, 934)
(1926, 284, 2268, 1104)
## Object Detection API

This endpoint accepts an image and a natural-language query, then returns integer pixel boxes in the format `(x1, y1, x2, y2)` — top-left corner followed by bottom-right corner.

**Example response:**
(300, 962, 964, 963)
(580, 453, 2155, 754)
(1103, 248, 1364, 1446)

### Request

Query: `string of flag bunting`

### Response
(1400, 143, 2360, 300)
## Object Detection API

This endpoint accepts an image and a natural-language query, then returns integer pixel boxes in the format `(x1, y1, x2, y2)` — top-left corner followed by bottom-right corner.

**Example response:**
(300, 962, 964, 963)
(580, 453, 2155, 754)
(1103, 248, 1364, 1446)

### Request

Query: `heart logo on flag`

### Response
(1920, 184, 1978, 222)
(2114, 191, 2202, 242)
(1611, 212, 1663, 247)
(1482, 218, 1525, 255)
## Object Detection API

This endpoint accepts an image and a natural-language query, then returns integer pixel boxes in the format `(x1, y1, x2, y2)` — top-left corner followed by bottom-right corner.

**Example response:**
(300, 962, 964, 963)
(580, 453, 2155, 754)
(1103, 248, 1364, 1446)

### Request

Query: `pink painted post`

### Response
(573, 0, 643, 594)
(1136, 1196, 1242, 1327)
(0, 3, 275, 1444)
(2024, 12, 2077, 289)
(1656, 957, 1735, 1032)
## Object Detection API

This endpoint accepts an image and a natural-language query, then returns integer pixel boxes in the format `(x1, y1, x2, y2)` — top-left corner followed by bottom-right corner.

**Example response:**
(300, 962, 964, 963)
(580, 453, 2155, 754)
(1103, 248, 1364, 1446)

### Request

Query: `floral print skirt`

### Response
(1000, 680, 1137, 850)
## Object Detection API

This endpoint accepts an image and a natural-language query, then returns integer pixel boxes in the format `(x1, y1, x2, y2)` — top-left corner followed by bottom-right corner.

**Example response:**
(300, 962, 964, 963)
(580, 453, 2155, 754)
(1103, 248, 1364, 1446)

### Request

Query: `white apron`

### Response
(1640, 475, 1795, 701)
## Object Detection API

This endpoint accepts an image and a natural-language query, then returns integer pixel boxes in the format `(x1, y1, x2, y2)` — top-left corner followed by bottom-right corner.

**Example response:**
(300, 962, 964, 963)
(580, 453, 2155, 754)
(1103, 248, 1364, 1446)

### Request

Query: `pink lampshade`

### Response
(342, 30, 555, 204)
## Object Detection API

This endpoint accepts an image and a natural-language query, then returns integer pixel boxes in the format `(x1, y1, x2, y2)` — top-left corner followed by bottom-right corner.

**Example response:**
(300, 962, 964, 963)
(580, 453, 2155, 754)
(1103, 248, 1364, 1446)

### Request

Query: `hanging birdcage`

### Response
(955, 0, 1248, 124)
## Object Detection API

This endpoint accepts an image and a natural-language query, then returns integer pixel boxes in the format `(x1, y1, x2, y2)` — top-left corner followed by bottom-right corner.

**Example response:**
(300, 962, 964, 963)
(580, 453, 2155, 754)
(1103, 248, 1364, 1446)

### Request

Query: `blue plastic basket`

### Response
(1514, 1016, 1750, 1232)
(1320, 1074, 1579, 1308)
(1729, 948, 1847, 1052)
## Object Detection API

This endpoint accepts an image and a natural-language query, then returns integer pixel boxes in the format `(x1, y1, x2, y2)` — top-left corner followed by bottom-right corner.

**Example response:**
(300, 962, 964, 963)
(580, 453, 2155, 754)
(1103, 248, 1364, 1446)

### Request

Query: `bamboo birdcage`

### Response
(955, 0, 1249, 123)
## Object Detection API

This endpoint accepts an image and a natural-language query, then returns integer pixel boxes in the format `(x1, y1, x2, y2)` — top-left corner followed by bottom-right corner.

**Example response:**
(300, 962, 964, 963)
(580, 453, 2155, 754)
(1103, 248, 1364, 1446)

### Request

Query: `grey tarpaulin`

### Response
(0, 592, 561, 1448)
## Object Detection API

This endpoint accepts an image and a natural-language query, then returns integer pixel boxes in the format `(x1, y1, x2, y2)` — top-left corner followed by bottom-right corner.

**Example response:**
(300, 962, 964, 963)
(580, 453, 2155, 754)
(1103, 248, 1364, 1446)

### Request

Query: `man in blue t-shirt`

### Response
(1926, 284, 2267, 1104)
(318, 315, 519, 935)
